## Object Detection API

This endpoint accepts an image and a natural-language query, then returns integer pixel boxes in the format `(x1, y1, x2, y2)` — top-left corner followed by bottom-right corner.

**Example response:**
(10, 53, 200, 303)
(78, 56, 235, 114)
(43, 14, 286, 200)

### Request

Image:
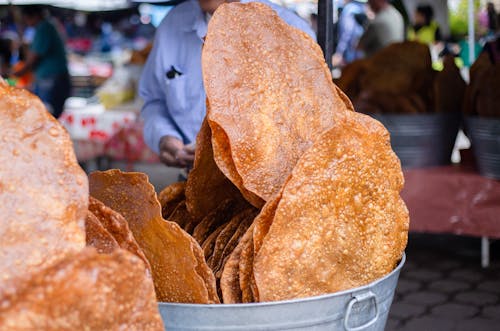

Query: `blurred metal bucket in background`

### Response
(371, 113, 461, 169)
(465, 116, 500, 180)
(158, 254, 406, 331)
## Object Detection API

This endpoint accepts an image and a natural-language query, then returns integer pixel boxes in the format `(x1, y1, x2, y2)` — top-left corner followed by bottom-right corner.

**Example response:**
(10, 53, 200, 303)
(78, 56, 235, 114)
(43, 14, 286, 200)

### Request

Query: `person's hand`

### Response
(159, 136, 195, 168)
(331, 53, 344, 67)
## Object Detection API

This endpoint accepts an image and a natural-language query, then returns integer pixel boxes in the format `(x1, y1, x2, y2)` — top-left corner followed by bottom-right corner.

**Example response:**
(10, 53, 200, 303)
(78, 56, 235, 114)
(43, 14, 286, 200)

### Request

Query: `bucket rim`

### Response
(465, 115, 500, 123)
(158, 253, 406, 308)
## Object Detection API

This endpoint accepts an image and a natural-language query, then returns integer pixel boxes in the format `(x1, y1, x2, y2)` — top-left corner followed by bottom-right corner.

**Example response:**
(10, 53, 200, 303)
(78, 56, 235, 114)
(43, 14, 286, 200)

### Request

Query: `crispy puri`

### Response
(0, 248, 163, 331)
(85, 211, 120, 254)
(251, 194, 282, 302)
(89, 169, 219, 303)
(209, 121, 265, 208)
(340, 41, 438, 115)
(158, 182, 186, 219)
(0, 83, 87, 289)
(167, 200, 194, 229)
(192, 199, 243, 245)
(239, 233, 255, 303)
(203, 2, 352, 203)
(475, 63, 500, 117)
(185, 118, 252, 216)
(88, 196, 151, 271)
(212, 208, 257, 276)
(202, 222, 228, 260)
(214, 209, 255, 278)
(336, 59, 369, 100)
(254, 113, 409, 302)
(220, 225, 254, 304)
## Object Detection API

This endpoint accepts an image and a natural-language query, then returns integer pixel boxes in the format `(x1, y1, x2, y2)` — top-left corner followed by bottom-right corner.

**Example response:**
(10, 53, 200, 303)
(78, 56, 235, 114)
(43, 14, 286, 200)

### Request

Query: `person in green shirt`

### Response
(408, 4, 442, 45)
(13, 5, 70, 118)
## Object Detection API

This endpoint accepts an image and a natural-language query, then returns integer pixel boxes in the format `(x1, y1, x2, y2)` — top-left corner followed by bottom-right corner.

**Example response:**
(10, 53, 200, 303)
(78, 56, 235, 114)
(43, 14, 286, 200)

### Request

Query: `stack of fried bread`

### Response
(0, 82, 163, 330)
(1, 2, 409, 320)
(464, 47, 500, 117)
(337, 42, 466, 115)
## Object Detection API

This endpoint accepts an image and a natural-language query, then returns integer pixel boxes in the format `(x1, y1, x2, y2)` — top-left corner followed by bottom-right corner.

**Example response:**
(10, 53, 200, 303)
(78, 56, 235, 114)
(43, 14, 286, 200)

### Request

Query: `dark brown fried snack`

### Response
(0, 83, 87, 289)
(203, 2, 352, 203)
(239, 232, 255, 303)
(158, 182, 186, 219)
(202, 222, 228, 261)
(88, 196, 151, 271)
(254, 113, 408, 302)
(220, 225, 254, 304)
(0, 248, 164, 331)
(192, 199, 243, 245)
(89, 169, 219, 303)
(213, 209, 257, 276)
(434, 56, 466, 113)
(167, 200, 194, 229)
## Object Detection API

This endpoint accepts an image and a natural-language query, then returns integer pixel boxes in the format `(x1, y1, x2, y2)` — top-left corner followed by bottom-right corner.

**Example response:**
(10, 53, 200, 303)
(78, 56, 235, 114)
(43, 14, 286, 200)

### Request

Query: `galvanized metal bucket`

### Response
(158, 254, 405, 331)
(465, 116, 500, 180)
(371, 113, 461, 169)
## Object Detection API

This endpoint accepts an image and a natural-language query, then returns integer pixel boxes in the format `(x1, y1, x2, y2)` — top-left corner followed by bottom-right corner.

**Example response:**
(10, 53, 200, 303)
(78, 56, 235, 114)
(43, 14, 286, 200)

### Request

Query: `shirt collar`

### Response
(183, 5, 208, 40)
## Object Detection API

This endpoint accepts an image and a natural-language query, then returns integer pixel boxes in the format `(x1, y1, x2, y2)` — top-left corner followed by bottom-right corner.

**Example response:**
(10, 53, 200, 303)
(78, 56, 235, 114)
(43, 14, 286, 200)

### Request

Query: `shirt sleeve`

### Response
(139, 25, 183, 154)
(336, 11, 356, 56)
(31, 23, 50, 56)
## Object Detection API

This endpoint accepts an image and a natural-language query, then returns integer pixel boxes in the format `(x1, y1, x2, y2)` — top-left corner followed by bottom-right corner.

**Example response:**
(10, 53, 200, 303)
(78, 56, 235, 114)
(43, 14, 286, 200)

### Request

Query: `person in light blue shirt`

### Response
(139, 0, 315, 168)
(331, 0, 366, 66)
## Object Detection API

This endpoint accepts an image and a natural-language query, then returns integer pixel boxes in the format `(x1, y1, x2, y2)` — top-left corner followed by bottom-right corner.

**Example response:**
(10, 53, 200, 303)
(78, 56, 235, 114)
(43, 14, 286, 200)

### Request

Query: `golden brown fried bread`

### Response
(167, 200, 194, 229)
(0, 84, 87, 288)
(192, 199, 244, 245)
(89, 169, 219, 303)
(158, 181, 186, 219)
(85, 211, 120, 254)
(0, 248, 163, 331)
(239, 233, 255, 303)
(220, 225, 254, 304)
(88, 196, 151, 271)
(186, 119, 248, 218)
(254, 113, 409, 302)
(203, 2, 352, 204)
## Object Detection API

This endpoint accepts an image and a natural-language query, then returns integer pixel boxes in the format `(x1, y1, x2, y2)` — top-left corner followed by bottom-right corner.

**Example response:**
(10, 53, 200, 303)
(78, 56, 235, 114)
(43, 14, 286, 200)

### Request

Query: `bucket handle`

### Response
(343, 291, 379, 331)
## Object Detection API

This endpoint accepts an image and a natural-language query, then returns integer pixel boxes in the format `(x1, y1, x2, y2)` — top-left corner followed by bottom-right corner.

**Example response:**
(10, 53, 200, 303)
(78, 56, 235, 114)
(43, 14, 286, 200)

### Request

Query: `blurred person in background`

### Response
(331, 0, 366, 67)
(357, 0, 404, 57)
(408, 4, 441, 45)
(139, 0, 315, 169)
(12, 5, 70, 119)
(479, 2, 499, 37)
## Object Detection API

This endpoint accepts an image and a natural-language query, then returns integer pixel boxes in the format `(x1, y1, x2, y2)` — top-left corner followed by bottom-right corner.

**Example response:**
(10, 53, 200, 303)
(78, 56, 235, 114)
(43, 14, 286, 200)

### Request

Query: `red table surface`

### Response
(402, 166, 500, 239)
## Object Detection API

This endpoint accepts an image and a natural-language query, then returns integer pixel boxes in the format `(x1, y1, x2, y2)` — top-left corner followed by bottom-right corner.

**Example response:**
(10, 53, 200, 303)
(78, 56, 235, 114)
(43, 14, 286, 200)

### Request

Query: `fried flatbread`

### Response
(254, 113, 409, 302)
(89, 169, 219, 303)
(158, 182, 186, 219)
(220, 225, 254, 304)
(192, 199, 242, 245)
(0, 248, 163, 331)
(202, 221, 228, 261)
(88, 196, 151, 271)
(186, 118, 251, 217)
(239, 232, 255, 303)
(203, 2, 352, 203)
(0, 83, 87, 289)
(167, 200, 193, 229)
(85, 211, 119, 254)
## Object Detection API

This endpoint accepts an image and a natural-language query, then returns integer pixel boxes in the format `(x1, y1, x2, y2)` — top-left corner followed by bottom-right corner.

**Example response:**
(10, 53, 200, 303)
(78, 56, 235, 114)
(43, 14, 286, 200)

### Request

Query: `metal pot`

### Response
(158, 254, 405, 331)
(465, 116, 500, 179)
(371, 113, 461, 169)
